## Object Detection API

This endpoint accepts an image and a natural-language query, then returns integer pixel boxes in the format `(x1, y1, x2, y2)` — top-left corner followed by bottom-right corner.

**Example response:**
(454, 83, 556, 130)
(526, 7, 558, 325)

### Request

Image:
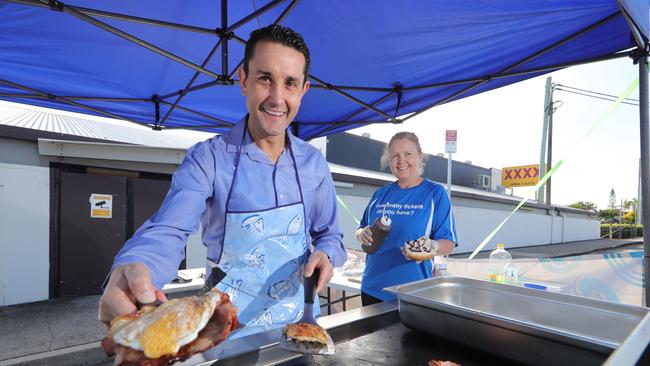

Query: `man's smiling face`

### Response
(239, 41, 310, 139)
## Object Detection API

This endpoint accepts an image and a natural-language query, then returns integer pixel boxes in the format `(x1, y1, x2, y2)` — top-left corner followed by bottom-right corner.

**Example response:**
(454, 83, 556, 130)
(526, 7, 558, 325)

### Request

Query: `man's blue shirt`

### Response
(112, 119, 346, 288)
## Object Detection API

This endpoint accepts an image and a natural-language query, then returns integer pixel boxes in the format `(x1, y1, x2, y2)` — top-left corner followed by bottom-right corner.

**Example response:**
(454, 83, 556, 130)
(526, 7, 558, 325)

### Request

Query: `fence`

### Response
(600, 224, 643, 239)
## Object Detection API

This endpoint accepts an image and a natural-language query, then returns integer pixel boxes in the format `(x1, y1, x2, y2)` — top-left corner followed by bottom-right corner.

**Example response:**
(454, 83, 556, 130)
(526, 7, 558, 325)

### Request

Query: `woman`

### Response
(355, 132, 457, 305)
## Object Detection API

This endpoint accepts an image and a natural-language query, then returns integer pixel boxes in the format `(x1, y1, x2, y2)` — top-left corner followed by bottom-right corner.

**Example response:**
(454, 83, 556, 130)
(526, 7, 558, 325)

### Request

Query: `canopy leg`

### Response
(638, 52, 649, 307)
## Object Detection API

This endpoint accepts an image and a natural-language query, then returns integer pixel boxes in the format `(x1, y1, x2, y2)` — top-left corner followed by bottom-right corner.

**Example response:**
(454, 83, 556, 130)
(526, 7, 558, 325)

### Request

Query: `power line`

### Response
(554, 87, 639, 106)
(554, 83, 639, 103)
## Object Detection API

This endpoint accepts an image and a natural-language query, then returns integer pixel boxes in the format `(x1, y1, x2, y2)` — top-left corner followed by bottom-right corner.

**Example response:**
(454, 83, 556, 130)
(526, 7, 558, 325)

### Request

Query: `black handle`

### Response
(304, 268, 319, 304)
(200, 267, 226, 294)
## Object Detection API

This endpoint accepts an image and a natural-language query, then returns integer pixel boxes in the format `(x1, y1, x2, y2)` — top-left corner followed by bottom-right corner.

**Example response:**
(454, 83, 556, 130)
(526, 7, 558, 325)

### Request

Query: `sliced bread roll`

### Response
(403, 237, 436, 261)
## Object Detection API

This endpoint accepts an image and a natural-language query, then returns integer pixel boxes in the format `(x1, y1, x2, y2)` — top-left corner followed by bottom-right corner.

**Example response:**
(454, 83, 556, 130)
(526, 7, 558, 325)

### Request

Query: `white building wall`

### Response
(453, 206, 555, 253)
(551, 214, 564, 244)
(561, 214, 601, 243)
(0, 163, 50, 306)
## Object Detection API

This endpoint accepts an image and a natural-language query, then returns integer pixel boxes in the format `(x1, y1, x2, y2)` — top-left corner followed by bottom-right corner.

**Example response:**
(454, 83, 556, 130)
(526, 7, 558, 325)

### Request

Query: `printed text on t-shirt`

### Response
(375, 202, 424, 216)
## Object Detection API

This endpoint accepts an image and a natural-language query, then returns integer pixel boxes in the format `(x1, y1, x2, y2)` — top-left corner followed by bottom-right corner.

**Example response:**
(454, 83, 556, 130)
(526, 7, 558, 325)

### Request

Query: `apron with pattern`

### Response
(210, 125, 318, 338)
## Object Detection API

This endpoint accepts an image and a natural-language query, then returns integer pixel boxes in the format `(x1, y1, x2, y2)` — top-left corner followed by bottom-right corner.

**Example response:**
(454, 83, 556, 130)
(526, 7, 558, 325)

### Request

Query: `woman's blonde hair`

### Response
(380, 132, 428, 176)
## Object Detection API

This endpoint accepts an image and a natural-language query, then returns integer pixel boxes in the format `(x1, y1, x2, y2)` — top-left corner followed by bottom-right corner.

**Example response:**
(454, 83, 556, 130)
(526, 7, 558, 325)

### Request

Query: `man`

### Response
(99, 25, 346, 334)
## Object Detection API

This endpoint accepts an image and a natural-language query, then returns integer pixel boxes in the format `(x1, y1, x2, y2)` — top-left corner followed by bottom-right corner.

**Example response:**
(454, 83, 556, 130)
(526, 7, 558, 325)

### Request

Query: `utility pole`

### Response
(538, 77, 553, 203)
(546, 95, 554, 205)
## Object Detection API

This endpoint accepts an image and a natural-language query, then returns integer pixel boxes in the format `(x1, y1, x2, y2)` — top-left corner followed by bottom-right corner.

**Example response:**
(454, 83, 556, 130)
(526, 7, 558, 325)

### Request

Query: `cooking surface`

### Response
(279, 322, 520, 366)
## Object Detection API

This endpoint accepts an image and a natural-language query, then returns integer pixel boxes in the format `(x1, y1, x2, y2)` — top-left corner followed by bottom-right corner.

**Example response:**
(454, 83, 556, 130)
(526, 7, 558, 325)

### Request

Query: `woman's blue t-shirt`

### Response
(359, 179, 457, 301)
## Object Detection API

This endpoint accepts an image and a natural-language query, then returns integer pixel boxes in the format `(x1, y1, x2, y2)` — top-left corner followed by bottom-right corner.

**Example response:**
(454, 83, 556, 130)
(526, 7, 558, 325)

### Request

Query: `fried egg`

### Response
(112, 289, 222, 359)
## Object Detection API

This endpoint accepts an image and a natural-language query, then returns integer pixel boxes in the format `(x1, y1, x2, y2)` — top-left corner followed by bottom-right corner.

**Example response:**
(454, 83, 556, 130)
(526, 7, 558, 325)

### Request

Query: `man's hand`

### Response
(304, 251, 333, 293)
(98, 262, 167, 326)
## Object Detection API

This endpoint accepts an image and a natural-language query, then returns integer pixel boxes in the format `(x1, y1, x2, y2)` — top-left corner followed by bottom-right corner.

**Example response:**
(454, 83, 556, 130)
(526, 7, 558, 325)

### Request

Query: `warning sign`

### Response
(501, 164, 540, 188)
(89, 194, 113, 218)
(445, 130, 457, 153)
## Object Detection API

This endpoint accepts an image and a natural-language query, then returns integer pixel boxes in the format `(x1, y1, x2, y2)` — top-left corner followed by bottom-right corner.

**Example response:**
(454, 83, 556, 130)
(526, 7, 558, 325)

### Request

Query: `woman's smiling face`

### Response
(388, 138, 421, 183)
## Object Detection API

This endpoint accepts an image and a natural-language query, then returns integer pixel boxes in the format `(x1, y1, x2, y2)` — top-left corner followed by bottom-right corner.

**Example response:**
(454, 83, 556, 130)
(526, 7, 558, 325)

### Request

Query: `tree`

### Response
(568, 201, 598, 212)
(608, 188, 617, 209)
(598, 208, 619, 223)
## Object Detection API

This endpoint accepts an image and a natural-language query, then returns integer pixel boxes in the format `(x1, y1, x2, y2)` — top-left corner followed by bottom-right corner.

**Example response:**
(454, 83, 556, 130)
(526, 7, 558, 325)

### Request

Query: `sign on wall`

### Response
(501, 164, 539, 188)
(89, 193, 113, 218)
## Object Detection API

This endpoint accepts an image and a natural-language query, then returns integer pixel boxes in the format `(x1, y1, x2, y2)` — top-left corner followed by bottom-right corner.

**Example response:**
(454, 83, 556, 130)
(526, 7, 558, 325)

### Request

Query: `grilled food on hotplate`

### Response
(101, 289, 237, 366)
(283, 322, 328, 347)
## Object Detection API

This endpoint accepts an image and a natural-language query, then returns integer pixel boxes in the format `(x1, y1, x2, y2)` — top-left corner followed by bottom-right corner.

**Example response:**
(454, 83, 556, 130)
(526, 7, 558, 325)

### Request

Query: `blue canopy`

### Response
(0, 0, 647, 139)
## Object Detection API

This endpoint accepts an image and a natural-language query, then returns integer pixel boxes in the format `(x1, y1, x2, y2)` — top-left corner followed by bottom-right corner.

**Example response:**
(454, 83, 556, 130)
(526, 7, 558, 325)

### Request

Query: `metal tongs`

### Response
(279, 268, 335, 355)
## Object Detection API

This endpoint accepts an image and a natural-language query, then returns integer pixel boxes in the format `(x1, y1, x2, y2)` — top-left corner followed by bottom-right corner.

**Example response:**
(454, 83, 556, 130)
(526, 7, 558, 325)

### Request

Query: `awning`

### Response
(0, 0, 646, 139)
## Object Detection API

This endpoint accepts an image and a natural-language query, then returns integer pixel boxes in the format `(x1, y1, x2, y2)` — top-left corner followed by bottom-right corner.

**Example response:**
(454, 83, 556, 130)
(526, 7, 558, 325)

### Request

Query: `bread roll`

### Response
(403, 237, 436, 261)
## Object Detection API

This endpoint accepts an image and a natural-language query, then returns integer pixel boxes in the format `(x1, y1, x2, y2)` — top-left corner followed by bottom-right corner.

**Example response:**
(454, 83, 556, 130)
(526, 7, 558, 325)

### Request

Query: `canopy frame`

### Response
(0, 0, 637, 139)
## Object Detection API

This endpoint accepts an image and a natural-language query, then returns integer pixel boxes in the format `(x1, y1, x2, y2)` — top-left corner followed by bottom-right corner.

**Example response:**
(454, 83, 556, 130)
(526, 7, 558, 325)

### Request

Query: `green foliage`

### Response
(568, 201, 598, 212)
(600, 224, 643, 238)
(598, 208, 619, 223)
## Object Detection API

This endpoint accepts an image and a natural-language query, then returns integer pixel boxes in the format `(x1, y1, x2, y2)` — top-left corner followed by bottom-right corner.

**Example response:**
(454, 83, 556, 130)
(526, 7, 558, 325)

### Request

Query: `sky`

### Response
(348, 56, 643, 210)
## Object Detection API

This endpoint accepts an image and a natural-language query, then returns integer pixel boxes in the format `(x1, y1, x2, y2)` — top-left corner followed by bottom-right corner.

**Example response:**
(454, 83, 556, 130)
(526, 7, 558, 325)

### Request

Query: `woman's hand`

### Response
(401, 237, 439, 263)
(400, 245, 423, 263)
(355, 226, 373, 246)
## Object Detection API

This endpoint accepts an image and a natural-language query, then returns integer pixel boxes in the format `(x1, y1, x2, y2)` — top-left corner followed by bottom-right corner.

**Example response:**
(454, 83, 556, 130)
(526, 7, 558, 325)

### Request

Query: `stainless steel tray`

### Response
(385, 276, 649, 366)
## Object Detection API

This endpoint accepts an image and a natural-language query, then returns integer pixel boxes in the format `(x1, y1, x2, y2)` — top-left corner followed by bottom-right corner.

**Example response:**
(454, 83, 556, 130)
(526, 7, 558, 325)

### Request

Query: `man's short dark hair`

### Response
(243, 24, 311, 84)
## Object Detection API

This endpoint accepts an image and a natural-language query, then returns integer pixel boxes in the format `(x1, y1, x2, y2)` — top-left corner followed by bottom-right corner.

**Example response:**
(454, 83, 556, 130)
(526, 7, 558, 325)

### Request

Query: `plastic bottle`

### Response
(503, 262, 519, 285)
(487, 243, 512, 283)
(434, 255, 448, 277)
(362, 216, 392, 254)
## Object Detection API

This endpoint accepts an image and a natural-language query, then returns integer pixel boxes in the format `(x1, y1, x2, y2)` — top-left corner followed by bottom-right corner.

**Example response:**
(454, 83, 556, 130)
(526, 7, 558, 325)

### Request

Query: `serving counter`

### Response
(171, 277, 649, 366)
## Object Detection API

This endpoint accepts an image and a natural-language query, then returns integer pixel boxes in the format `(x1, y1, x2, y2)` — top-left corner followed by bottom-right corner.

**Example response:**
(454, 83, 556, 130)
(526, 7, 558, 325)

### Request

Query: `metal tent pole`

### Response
(309, 75, 395, 121)
(639, 54, 650, 307)
(0, 79, 150, 127)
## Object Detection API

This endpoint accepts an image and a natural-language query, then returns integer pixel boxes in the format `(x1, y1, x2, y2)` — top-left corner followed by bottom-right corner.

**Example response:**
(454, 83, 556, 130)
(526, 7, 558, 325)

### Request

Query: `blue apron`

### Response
(210, 125, 318, 338)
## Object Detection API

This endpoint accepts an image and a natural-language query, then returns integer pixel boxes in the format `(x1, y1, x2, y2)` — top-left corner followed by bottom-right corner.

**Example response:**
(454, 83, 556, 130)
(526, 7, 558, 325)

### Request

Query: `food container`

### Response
(385, 276, 649, 366)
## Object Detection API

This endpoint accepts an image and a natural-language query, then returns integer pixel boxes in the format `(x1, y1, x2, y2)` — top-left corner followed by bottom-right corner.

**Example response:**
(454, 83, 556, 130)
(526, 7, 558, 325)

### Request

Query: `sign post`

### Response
(445, 130, 457, 198)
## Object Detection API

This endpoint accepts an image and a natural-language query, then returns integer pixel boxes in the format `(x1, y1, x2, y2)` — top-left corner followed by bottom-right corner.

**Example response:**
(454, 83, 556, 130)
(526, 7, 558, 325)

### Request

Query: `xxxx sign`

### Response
(501, 164, 540, 188)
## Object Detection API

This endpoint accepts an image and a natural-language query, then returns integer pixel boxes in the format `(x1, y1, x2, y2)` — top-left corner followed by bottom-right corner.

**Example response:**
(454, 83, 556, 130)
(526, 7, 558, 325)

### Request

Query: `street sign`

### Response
(501, 164, 540, 188)
(445, 130, 457, 153)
